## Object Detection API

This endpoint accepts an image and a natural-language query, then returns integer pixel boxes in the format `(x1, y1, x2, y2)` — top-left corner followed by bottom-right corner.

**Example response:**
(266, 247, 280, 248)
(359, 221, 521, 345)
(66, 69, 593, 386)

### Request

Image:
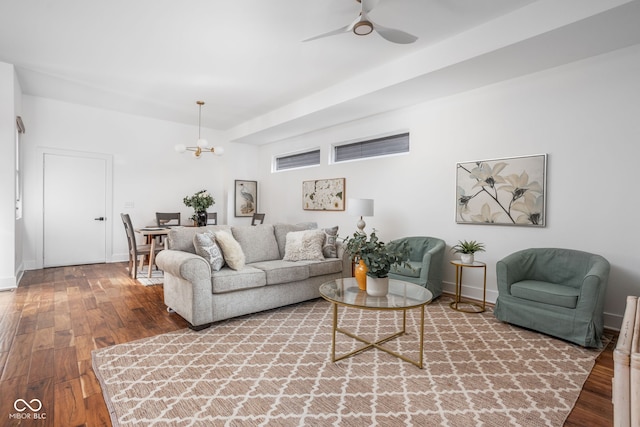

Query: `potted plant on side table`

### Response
(451, 240, 485, 264)
(345, 231, 412, 296)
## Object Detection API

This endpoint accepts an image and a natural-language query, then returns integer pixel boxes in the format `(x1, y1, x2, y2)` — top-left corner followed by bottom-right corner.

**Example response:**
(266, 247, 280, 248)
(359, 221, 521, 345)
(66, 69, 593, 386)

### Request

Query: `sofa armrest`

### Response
(576, 256, 610, 313)
(496, 253, 526, 296)
(156, 249, 211, 283)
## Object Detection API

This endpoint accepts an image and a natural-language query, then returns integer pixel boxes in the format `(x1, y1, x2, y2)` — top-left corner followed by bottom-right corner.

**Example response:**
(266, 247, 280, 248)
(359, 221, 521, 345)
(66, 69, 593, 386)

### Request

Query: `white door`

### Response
(43, 153, 107, 267)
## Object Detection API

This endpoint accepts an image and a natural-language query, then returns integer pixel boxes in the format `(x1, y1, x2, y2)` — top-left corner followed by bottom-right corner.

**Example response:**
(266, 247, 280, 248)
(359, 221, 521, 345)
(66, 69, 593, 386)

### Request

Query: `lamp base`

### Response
(356, 217, 366, 234)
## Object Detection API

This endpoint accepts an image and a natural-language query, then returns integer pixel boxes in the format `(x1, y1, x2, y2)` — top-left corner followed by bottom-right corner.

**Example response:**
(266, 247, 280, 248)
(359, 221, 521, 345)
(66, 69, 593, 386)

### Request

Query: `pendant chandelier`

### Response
(174, 101, 224, 158)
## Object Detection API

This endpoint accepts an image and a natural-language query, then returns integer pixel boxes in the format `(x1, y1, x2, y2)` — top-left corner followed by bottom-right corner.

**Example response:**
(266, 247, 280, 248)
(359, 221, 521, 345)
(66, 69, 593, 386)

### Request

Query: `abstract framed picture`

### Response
(456, 154, 547, 226)
(234, 180, 257, 217)
(302, 178, 345, 211)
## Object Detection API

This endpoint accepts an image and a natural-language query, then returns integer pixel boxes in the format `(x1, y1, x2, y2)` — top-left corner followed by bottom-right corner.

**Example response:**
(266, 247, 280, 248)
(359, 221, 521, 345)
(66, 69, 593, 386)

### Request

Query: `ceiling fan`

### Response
(303, 0, 418, 44)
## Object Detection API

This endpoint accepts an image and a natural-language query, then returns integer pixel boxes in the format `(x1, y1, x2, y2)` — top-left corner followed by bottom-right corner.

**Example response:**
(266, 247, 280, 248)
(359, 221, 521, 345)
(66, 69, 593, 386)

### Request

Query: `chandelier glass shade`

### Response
(174, 101, 225, 158)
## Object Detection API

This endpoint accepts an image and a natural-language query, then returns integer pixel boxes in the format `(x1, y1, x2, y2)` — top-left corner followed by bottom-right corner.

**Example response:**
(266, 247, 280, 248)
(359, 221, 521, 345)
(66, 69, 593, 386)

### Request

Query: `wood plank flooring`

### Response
(0, 262, 616, 426)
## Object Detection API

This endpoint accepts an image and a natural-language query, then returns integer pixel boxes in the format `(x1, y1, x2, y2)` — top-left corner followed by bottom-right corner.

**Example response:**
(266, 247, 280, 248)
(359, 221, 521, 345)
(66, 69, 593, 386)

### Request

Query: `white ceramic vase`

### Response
(366, 276, 389, 296)
(461, 253, 475, 264)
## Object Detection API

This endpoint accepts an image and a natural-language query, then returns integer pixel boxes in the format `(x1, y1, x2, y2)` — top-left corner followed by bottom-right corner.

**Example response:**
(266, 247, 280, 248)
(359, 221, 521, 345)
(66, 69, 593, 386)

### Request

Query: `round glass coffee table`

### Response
(319, 277, 433, 369)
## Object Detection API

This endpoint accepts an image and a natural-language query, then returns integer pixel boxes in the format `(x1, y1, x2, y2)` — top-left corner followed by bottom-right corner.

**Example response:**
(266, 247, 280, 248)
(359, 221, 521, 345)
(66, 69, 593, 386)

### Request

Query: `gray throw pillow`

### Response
(322, 226, 339, 258)
(193, 232, 224, 271)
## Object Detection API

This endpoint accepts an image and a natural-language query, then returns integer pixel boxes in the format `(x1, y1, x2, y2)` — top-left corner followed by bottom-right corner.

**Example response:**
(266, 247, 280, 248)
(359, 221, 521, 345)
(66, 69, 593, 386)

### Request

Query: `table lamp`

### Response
(348, 198, 374, 234)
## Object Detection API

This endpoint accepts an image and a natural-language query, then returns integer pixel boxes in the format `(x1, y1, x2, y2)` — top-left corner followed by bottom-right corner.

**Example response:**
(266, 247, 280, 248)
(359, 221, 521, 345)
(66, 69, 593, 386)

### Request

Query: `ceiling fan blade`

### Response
(373, 23, 418, 44)
(302, 24, 351, 42)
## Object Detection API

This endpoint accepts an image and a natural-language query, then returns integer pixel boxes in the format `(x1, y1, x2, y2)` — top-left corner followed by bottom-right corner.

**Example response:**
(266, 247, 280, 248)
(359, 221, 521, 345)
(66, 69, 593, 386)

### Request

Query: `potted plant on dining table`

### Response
(183, 190, 214, 227)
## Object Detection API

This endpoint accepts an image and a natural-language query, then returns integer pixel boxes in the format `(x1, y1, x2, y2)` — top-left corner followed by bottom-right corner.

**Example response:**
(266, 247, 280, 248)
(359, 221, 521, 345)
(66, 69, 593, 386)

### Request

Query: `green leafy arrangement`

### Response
(183, 190, 215, 214)
(451, 240, 485, 254)
(344, 231, 412, 278)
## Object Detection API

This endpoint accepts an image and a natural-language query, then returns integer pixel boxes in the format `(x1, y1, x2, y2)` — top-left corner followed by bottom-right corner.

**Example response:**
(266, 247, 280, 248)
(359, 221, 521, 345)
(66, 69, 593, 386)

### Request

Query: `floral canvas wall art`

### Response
(303, 178, 345, 211)
(456, 154, 547, 226)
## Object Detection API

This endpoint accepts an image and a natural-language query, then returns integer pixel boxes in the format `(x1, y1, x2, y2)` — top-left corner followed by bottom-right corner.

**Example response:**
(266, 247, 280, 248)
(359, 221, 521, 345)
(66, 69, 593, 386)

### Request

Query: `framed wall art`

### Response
(303, 178, 345, 211)
(234, 180, 257, 217)
(456, 154, 547, 226)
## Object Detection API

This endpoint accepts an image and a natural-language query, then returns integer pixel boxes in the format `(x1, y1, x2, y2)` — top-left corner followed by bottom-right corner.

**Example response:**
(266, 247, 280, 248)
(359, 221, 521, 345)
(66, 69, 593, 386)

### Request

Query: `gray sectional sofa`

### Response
(155, 223, 350, 330)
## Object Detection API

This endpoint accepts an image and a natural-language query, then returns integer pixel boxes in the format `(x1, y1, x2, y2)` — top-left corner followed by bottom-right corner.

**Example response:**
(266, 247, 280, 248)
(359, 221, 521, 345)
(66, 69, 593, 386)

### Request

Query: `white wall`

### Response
(14, 71, 23, 284)
(256, 44, 640, 329)
(0, 62, 21, 290)
(14, 44, 640, 327)
(21, 97, 260, 268)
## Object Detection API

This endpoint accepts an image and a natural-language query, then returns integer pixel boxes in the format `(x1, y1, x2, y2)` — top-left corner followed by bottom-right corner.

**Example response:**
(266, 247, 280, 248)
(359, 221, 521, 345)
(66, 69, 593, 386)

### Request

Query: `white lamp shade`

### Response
(197, 138, 209, 148)
(174, 143, 187, 153)
(348, 198, 374, 217)
(213, 146, 225, 156)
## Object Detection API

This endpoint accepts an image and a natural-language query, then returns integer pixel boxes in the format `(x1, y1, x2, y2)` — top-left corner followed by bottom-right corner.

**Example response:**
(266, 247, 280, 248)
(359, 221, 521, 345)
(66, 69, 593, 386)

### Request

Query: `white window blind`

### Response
(334, 132, 409, 163)
(275, 149, 320, 171)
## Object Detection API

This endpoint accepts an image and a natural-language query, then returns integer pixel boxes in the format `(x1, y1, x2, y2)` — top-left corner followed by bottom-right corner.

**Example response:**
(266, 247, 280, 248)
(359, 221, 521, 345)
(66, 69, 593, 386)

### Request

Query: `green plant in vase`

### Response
(451, 239, 485, 264)
(344, 231, 412, 296)
(183, 190, 214, 226)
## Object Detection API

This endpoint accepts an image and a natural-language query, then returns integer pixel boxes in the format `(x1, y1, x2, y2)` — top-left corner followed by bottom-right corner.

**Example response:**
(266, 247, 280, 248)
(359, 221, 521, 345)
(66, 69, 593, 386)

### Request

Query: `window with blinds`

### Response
(333, 132, 410, 163)
(274, 148, 321, 171)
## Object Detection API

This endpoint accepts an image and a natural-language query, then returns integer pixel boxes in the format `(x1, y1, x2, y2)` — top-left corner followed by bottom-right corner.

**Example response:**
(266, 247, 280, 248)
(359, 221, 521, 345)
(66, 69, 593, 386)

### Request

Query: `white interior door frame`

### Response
(35, 147, 113, 269)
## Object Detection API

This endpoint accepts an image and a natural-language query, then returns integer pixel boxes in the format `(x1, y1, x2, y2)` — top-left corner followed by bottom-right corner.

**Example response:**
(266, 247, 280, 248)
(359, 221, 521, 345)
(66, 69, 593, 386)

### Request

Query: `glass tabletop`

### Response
(449, 259, 486, 267)
(319, 278, 433, 310)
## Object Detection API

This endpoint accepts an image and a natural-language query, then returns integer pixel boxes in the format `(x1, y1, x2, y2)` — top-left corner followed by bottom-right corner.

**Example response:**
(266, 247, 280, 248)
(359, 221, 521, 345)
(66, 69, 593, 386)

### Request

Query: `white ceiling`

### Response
(1, 0, 639, 144)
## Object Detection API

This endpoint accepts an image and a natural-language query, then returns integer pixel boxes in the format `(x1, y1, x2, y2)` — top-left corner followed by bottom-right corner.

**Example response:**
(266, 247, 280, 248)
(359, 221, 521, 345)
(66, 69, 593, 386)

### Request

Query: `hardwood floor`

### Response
(0, 262, 616, 426)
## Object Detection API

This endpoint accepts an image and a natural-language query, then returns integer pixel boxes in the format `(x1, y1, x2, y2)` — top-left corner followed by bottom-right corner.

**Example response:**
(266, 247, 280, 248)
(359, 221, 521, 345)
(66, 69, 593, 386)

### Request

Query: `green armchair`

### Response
(387, 236, 445, 298)
(494, 248, 610, 348)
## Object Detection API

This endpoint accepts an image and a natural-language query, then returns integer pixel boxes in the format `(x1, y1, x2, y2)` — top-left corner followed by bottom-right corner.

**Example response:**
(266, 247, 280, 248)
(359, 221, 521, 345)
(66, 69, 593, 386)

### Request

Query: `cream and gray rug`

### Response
(92, 297, 606, 427)
(135, 269, 163, 286)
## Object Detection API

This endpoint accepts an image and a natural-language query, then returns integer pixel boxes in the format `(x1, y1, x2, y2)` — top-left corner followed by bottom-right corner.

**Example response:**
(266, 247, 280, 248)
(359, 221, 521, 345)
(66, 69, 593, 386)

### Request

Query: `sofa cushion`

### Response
(215, 230, 246, 270)
(274, 223, 307, 258)
(193, 231, 224, 271)
(211, 266, 266, 293)
(168, 225, 232, 253)
(299, 258, 344, 277)
(511, 280, 580, 309)
(322, 226, 339, 258)
(283, 229, 326, 261)
(249, 260, 309, 285)
(232, 224, 280, 263)
(390, 260, 422, 279)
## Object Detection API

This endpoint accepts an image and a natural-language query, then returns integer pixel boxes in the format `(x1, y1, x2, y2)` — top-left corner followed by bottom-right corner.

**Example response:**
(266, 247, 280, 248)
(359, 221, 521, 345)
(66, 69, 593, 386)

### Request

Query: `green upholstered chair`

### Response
(494, 248, 610, 348)
(387, 236, 445, 298)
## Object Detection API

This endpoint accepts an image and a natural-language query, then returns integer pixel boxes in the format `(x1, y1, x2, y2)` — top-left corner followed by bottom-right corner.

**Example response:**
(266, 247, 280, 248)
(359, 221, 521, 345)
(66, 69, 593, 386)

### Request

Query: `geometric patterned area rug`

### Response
(135, 269, 163, 286)
(92, 296, 606, 427)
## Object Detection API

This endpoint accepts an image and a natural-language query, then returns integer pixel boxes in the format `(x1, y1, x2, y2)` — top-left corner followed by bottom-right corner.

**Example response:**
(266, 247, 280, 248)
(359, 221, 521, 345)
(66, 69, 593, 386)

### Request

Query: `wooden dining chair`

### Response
(121, 213, 162, 279)
(156, 212, 181, 226)
(207, 212, 217, 225)
(251, 213, 265, 226)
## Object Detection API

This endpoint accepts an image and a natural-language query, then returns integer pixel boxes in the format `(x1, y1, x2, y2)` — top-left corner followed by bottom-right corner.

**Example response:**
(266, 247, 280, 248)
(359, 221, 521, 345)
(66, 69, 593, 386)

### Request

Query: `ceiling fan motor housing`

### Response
(353, 20, 373, 36)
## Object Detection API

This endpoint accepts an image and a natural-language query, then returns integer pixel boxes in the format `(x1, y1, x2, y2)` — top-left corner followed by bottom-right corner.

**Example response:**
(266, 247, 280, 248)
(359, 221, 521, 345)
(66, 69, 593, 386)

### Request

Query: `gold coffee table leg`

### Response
(331, 305, 425, 369)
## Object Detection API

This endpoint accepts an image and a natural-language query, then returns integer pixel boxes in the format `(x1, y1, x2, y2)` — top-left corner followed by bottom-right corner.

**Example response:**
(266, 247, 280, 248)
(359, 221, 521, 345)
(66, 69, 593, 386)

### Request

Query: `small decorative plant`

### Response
(451, 240, 485, 264)
(183, 190, 214, 222)
(451, 240, 485, 254)
(344, 231, 412, 278)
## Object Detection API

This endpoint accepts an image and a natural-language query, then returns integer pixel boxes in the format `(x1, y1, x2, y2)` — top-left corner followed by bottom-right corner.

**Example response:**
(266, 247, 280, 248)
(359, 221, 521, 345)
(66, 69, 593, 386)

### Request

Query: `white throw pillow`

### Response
(215, 230, 246, 270)
(283, 229, 326, 261)
(193, 232, 225, 271)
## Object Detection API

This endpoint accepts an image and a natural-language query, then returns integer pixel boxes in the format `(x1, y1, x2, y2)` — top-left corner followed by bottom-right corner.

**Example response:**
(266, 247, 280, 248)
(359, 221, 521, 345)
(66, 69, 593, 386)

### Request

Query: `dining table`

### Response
(135, 227, 171, 278)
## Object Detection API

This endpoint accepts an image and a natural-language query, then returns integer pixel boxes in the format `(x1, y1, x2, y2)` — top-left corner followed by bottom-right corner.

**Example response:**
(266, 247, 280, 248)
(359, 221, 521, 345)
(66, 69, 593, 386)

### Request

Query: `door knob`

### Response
(94, 217, 105, 221)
